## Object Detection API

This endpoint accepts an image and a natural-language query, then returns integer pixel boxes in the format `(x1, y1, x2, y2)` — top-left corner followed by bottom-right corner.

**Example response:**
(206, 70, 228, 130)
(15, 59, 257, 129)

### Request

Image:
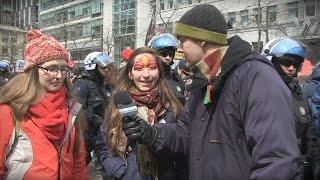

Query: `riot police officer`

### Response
(71, 52, 115, 165)
(148, 33, 185, 104)
(262, 37, 320, 180)
(0, 60, 12, 87)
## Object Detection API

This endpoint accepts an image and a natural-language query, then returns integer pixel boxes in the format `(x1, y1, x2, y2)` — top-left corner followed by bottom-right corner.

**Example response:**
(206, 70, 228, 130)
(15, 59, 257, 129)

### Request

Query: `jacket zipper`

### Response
(57, 146, 62, 180)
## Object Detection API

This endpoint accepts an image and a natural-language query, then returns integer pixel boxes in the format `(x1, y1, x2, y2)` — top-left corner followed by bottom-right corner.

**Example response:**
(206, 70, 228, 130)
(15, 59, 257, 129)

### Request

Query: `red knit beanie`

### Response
(23, 29, 69, 71)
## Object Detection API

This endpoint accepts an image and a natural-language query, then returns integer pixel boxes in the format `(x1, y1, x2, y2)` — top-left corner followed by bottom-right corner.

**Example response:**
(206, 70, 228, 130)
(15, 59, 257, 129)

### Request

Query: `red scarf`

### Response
(25, 87, 68, 146)
(130, 88, 163, 125)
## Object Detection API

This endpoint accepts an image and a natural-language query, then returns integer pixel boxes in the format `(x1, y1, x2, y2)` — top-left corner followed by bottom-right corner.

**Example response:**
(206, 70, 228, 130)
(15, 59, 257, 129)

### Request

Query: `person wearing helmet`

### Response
(149, 33, 185, 104)
(263, 37, 320, 180)
(0, 60, 13, 87)
(71, 52, 117, 166)
(14, 60, 25, 73)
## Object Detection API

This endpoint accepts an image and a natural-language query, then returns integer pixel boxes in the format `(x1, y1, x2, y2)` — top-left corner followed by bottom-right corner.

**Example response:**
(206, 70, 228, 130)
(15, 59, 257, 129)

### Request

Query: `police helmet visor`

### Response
(94, 53, 114, 69)
(267, 37, 306, 58)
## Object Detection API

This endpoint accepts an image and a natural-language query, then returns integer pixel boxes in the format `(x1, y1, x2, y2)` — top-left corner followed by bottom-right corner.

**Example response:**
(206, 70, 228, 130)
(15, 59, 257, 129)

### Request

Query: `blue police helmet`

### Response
(262, 37, 306, 60)
(148, 33, 179, 50)
(0, 60, 10, 72)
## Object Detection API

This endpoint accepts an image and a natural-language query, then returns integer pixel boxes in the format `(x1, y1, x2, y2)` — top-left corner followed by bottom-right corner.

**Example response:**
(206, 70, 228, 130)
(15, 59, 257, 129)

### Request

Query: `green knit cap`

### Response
(174, 4, 228, 45)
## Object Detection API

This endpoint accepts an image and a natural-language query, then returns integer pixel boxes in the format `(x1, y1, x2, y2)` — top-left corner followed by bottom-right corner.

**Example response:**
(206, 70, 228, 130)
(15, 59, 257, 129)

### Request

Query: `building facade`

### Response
(150, 0, 320, 62)
(0, 0, 37, 64)
(38, 0, 104, 64)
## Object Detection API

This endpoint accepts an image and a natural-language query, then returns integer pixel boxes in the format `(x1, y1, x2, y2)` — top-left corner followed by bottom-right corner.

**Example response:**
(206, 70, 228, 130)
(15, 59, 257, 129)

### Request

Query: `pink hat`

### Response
(23, 30, 69, 71)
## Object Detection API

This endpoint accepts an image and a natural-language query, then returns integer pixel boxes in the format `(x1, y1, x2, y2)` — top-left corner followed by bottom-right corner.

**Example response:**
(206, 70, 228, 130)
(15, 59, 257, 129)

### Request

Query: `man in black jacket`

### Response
(262, 37, 320, 180)
(121, 4, 301, 180)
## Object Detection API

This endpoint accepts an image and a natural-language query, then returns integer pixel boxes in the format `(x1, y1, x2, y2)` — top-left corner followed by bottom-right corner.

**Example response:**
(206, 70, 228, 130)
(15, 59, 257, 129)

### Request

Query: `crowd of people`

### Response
(1, 3, 320, 180)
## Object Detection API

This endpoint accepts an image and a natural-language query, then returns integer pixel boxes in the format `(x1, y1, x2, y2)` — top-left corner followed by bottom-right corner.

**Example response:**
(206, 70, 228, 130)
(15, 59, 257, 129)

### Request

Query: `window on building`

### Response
(91, 25, 102, 38)
(2, 47, 8, 56)
(75, 25, 84, 38)
(2, 5, 12, 12)
(11, 34, 17, 43)
(130, 1, 135, 8)
(176, 0, 183, 5)
(127, 18, 134, 26)
(127, 26, 134, 33)
(168, 0, 173, 9)
(83, 7, 90, 16)
(306, 0, 315, 17)
(13, 45, 19, 55)
(160, 0, 165, 10)
(113, 0, 119, 5)
(252, 41, 263, 53)
(228, 12, 236, 26)
(252, 8, 261, 23)
(241, 10, 248, 26)
(69, 11, 75, 20)
(91, 0, 102, 16)
(2, 32, 9, 43)
(113, 5, 119, 12)
(267, 5, 277, 22)
(2, 14, 12, 25)
(287, 1, 298, 20)
(121, 2, 129, 11)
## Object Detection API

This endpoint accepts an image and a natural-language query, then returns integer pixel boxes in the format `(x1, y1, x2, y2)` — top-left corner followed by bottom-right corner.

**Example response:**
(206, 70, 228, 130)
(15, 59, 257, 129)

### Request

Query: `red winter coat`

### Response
(0, 105, 88, 180)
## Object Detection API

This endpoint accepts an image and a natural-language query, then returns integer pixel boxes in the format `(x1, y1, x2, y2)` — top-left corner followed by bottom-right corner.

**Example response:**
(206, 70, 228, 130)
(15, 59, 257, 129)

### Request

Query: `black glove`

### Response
(121, 115, 157, 145)
(122, 116, 141, 142)
(135, 116, 157, 145)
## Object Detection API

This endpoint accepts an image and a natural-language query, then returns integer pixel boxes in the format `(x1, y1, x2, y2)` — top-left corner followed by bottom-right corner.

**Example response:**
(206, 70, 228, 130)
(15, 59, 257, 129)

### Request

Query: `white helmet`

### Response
(15, 60, 25, 72)
(84, 52, 114, 71)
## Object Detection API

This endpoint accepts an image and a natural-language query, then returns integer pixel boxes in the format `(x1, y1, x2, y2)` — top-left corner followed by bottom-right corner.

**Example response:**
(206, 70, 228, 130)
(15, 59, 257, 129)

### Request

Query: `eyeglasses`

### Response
(277, 58, 302, 69)
(38, 65, 70, 76)
(158, 49, 175, 58)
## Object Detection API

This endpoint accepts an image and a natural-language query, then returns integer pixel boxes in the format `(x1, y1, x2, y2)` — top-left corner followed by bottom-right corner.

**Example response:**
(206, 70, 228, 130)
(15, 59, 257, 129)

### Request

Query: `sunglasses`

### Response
(277, 58, 302, 68)
(158, 50, 175, 58)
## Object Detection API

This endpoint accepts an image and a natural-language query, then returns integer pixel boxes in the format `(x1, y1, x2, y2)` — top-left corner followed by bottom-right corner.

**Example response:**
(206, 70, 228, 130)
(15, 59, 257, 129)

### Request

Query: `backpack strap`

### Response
(5, 108, 20, 162)
(59, 100, 83, 149)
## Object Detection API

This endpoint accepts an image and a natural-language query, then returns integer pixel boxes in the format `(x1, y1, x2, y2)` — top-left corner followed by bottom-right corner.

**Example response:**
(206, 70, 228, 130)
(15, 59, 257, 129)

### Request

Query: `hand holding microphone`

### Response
(113, 91, 157, 145)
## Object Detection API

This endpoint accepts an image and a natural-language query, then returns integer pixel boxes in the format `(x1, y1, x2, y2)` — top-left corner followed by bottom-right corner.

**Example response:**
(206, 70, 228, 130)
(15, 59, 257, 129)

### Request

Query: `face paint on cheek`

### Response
(133, 54, 158, 69)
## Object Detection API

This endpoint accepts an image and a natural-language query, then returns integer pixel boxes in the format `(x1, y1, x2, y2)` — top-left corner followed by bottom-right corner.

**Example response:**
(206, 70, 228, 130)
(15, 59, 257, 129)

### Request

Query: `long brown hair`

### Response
(0, 68, 45, 119)
(106, 47, 183, 176)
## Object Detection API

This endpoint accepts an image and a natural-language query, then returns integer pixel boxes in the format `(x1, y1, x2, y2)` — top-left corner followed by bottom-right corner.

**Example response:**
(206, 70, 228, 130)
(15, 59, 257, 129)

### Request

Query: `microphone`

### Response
(113, 91, 139, 148)
(113, 91, 138, 117)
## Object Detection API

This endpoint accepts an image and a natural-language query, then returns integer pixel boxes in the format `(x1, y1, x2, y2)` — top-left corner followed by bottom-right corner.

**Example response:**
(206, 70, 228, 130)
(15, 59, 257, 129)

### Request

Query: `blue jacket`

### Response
(95, 110, 188, 180)
(152, 36, 301, 180)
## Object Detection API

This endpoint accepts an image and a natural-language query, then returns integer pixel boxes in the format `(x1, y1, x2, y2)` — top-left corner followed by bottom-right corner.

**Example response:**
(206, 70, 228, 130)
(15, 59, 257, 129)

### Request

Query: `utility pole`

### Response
(257, 0, 262, 53)
(145, 0, 156, 45)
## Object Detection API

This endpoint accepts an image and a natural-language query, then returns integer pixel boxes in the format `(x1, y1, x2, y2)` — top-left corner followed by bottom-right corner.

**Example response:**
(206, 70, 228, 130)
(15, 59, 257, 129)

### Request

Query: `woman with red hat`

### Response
(0, 30, 88, 180)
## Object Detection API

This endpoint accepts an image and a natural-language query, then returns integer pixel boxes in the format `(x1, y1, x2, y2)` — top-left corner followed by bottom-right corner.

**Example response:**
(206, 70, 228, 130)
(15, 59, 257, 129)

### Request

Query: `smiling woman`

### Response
(95, 46, 188, 180)
(0, 30, 88, 180)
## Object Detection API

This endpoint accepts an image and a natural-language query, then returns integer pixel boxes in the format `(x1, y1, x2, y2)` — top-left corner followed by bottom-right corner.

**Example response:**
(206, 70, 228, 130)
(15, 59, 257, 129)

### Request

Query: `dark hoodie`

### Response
(153, 36, 301, 180)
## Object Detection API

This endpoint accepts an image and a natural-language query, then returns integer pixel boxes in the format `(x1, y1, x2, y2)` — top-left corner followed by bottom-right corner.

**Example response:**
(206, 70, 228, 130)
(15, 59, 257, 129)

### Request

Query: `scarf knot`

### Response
(130, 88, 163, 125)
(25, 87, 68, 146)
